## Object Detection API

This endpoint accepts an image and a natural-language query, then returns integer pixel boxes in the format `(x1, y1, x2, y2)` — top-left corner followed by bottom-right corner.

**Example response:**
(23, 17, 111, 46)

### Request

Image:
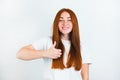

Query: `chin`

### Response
(62, 32, 69, 35)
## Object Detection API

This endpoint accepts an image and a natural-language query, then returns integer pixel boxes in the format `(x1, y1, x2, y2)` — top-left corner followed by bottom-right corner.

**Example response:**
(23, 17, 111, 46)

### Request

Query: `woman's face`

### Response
(58, 11, 73, 36)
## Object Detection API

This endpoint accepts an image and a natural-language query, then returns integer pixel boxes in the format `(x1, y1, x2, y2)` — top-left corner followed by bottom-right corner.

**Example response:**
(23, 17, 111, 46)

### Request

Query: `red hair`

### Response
(52, 8, 82, 71)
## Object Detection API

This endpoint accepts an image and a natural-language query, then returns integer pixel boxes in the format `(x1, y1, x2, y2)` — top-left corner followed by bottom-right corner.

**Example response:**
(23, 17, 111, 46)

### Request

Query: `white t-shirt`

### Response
(32, 37, 92, 80)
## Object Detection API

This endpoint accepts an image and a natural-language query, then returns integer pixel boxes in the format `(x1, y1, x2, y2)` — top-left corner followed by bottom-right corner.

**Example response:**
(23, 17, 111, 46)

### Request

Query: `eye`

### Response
(68, 19, 71, 21)
(59, 19, 64, 22)
(59, 17, 63, 21)
(67, 18, 72, 21)
(59, 19, 63, 21)
(67, 19, 72, 22)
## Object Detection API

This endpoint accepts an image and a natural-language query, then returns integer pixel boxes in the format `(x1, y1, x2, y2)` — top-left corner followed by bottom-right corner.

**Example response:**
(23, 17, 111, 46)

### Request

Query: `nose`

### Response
(63, 20, 68, 25)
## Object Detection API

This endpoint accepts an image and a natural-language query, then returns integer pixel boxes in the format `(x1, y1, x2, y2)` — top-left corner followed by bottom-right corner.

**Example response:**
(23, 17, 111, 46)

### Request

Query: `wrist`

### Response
(42, 50, 48, 58)
(36, 50, 47, 58)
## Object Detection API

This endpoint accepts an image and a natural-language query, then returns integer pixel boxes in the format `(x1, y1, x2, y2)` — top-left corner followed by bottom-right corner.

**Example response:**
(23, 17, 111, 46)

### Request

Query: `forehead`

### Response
(60, 11, 71, 17)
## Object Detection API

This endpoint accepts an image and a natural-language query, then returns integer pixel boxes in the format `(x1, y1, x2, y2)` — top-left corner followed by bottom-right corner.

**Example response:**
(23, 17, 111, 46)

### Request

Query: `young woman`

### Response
(17, 8, 91, 80)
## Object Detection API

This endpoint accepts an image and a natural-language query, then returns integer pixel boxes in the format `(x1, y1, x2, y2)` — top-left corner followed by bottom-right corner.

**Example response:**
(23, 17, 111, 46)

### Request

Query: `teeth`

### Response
(62, 27, 68, 30)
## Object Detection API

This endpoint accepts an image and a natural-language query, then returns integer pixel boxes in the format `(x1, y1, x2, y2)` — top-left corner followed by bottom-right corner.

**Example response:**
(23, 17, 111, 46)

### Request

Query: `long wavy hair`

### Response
(52, 8, 82, 71)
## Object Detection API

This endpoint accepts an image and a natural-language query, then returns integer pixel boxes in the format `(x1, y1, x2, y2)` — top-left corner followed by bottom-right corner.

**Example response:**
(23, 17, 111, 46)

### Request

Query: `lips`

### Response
(62, 27, 69, 30)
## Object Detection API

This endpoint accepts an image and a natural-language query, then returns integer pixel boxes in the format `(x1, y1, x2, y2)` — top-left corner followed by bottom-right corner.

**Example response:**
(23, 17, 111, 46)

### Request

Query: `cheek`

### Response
(58, 25, 61, 31)
(58, 23, 62, 28)
(70, 23, 73, 29)
(70, 27, 73, 31)
(58, 22, 62, 25)
(70, 22, 73, 26)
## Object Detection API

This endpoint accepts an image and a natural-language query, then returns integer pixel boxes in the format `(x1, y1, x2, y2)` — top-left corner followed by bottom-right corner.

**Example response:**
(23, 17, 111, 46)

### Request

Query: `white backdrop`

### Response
(0, 0, 120, 80)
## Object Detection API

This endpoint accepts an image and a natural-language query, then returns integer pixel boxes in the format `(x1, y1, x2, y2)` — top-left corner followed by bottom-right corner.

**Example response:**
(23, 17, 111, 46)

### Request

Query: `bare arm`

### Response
(16, 42, 62, 60)
(81, 64, 89, 80)
(16, 45, 46, 60)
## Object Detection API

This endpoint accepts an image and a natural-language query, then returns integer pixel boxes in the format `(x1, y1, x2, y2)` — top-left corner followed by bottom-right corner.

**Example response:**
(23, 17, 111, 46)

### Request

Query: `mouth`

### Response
(62, 27, 69, 30)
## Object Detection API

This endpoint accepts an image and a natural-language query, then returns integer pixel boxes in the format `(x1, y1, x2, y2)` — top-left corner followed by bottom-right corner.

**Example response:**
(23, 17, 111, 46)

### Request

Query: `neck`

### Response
(61, 34, 69, 40)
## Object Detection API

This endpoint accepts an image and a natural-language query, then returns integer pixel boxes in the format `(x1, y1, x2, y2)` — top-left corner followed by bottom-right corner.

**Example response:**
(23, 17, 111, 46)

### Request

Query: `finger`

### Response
(58, 49, 61, 52)
(54, 52, 62, 56)
(54, 49, 61, 53)
(55, 53, 61, 58)
(52, 52, 62, 59)
(53, 54, 61, 59)
(52, 57, 58, 59)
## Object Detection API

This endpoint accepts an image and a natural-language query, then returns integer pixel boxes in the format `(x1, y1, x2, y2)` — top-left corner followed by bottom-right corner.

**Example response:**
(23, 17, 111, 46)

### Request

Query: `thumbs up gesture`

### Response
(43, 41, 62, 59)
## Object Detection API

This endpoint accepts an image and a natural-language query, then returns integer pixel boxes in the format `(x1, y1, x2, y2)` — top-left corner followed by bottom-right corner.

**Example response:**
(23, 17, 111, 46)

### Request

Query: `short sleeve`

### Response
(81, 42, 92, 64)
(32, 37, 52, 50)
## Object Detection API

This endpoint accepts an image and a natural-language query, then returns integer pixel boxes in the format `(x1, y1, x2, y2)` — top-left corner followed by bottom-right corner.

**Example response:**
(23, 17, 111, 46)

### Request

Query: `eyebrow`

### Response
(59, 17, 71, 19)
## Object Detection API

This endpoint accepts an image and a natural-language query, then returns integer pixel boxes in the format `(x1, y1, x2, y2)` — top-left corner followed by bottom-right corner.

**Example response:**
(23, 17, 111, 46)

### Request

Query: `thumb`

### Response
(52, 41, 56, 48)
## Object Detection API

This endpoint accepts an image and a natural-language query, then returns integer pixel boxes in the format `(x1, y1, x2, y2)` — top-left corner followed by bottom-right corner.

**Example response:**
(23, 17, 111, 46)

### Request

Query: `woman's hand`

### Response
(43, 41, 62, 59)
